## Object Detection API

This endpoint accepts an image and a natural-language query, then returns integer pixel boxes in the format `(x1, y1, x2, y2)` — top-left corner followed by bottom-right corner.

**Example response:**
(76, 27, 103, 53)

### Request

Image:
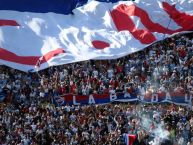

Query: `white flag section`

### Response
(0, 0, 192, 72)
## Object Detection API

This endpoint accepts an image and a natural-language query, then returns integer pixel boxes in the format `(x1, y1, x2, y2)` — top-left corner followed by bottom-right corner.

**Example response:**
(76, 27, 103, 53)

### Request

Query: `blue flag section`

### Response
(0, 0, 129, 14)
(0, 0, 88, 14)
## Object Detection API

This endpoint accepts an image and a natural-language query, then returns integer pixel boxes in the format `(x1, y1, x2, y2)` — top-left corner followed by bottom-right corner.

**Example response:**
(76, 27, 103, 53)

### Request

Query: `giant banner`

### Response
(54, 92, 192, 106)
(0, 0, 193, 71)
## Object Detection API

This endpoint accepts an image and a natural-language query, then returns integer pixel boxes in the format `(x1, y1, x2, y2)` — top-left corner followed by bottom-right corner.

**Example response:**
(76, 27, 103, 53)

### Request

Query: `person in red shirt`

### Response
(70, 82, 77, 94)
(178, 47, 186, 58)
(58, 84, 66, 95)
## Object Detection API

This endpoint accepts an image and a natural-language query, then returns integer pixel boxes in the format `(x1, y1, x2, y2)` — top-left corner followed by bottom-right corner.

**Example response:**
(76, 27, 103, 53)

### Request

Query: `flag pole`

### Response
(35, 57, 43, 79)
(162, 1, 177, 41)
(162, 16, 172, 41)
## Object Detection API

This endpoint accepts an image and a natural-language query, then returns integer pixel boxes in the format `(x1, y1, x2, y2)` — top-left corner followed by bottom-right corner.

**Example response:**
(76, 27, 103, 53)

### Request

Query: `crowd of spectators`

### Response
(0, 33, 193, 103)
(0, 103, 192, 145)
(0, 33, 192, 145)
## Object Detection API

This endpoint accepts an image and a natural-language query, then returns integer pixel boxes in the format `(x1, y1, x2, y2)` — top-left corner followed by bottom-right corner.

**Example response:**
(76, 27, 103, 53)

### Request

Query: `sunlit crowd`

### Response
(0, 33, 193, 145)
(0, 103, 193, 145)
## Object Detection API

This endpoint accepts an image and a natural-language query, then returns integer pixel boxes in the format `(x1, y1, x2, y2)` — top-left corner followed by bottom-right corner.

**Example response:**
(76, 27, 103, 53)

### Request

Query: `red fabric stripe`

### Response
(92, 40, 110, 49)
(110, 4, 156, 44)
(0, 20, 20, 26)
(162, 2, 193, 31)
(0, 48, 65, 65)
(110, 2, 193, 44)
(116, 4, 176, 34)
(63, 94, 110, 102)
(93, 94, 109, 99)
(75, 95, 88, 101)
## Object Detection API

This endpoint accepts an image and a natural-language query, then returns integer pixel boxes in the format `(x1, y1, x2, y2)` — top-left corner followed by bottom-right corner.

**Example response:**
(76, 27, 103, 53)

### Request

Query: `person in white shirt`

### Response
(93, 69, 98, 78)
(107, 68, 114, 79)
(109, 86, 116, 97)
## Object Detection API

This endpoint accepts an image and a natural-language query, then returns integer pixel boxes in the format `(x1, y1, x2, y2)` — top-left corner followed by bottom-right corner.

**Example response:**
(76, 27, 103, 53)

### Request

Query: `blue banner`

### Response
(54, 92, 192, 106)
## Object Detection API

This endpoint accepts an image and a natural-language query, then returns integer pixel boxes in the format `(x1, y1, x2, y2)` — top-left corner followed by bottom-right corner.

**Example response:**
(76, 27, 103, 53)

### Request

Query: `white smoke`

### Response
(149, 124, 170, 145)
(136, 105, 170, 145)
